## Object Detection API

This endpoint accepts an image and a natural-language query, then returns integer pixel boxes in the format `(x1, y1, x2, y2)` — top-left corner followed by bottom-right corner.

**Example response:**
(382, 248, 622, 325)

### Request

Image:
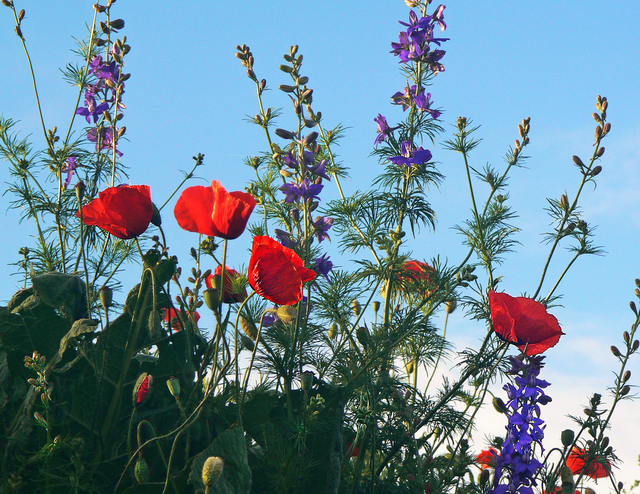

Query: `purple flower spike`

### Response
(374, 114, 400, 147)
(61, 157, 78, 188)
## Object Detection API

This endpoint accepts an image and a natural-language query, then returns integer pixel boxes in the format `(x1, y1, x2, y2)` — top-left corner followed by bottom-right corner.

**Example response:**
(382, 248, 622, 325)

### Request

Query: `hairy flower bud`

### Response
(150, 203, 162, 227)
(492, 396, 508, 414)
(275, 128, 296, 140)
(134, 456, 150, 484)
(202, 456, 224, 487)
(446, 299, 457, 314)
(133, 373, 152, 407)
(276, 305, 297, 325)
(100, 285, 113, 308)
(240, 316, 258, 340)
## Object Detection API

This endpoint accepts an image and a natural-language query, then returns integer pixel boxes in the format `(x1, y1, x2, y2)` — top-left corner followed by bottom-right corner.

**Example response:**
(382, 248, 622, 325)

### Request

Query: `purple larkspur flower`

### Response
(87, 127, 122, 157)
(315, 253, 333, 282)
(389, 141, 432, 167)
(309, 159, 330, 180)
(312, 216, 333, 243)
(281, 152, 299, 170)
(90, 55, 120, 83)
(391, 85, 440, 118)
(61, 157, 78, 188)
(76, 93, 109, 124)
(279, 179, 323, 203)
(374, 114, 400, 147)
(275, 228, 297, 249)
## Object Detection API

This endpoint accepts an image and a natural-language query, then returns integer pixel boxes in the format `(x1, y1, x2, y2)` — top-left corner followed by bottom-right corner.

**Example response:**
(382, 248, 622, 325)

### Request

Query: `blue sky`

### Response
(1, 0, 640, 485)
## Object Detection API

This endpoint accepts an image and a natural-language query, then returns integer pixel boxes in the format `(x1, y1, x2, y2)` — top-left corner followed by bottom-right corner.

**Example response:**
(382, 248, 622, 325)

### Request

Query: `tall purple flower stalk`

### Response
(490, 355, 551, 494)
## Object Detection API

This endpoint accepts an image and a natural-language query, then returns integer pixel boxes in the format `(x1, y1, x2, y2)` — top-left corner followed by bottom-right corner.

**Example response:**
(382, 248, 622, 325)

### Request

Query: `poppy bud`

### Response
(133, 373, 152, 407)
(240, 316, 258, 340)
(372, 301, 380, 313)
(560, 466, 574, 484)
(601, 436, 609, 449)
(134, 456, 150, 484)
(446, 299, 457, 314)
(492, 397, 508, 414)
(300, 370, 314, 391)
(352, 299, 361, 316)
(479, 469, 490, 486)
(276, 305, 298, 325)
(611, 345, 621, 357)
(328, 323, 338, 339)
(356, 326, 369, 348)
(561, 429, 575, 447)
(202, 456, 224, 488)
(100, 286, 113, 308)
(75, 180, 86, 202)
(166, 376, 180, 398)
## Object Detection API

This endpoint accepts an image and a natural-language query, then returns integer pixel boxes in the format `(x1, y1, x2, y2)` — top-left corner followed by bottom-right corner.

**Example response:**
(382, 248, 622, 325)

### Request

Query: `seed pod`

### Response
(611, 345, 621, 357)
(479, 469, 490, 486)
(590, 165, 602, 177)
(560, 466, 574, 484)
(624, 331, 631, 343)
(372, 301, 380, 313)
(604, 122, 611, 134)
(623, 370, 631, 382)
(18, 8, 24, 21)
(631, 301, 638, 315)
(166, 376, 180, 398)
(561, 429, 575, 447)
(620, 385, 630, 396)
(596, 146, 605, 157)
(300, 370, 314, 391)
(572, 155, 585, 167)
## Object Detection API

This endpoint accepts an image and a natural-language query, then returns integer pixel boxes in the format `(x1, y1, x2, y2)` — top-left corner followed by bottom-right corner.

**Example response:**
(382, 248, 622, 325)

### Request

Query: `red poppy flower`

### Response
(566, 447, 611, 479)
(248, 236, 317, 306)
(78, 184, 153, 239)
(174, 180, 256, 239)
(489, 291, 564, 356)
(206, 265, 247, 304)
(346, 441, 360, 457)
(399, 260, 436, 291)
(476, 448, 499, 469)
(165, 308, 201, 330)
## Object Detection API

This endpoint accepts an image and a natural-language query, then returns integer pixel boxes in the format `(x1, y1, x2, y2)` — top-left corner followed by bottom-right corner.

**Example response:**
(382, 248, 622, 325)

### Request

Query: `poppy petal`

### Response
(174, 185, 217, 236)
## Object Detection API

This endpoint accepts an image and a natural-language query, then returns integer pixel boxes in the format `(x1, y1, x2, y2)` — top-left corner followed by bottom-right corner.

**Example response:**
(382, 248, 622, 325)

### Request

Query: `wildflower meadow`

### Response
(1, 1, 639, 493)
